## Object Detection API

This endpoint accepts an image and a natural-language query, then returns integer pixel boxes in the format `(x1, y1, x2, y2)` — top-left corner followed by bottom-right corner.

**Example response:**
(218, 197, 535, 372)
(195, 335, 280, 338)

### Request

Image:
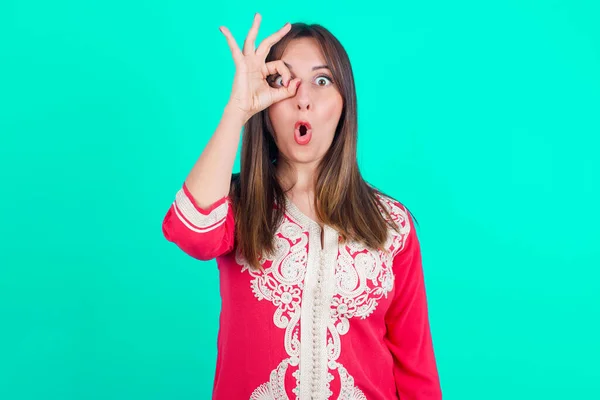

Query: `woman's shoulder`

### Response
(367, 183, 417, 229)
(367, 183, 407, 213)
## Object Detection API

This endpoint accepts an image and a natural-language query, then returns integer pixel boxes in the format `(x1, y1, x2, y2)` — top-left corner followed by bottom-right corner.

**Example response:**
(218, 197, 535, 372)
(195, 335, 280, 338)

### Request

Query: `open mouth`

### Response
(294, 120, 313, 145)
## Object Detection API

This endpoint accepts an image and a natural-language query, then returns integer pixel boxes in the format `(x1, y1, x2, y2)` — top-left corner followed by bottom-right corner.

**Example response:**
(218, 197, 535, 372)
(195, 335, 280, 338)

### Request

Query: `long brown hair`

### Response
(228, 22, 418, 271)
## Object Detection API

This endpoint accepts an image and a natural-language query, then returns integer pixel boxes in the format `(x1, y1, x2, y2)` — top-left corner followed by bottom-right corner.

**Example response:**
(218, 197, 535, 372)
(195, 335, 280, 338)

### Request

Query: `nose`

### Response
(295, 80, 311, 111)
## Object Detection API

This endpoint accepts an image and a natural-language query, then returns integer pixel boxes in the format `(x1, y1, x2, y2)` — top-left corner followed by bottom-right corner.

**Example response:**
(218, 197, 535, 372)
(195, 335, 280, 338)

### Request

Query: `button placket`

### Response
(284, 196, 338, 400)
(310, 244, 328, 398)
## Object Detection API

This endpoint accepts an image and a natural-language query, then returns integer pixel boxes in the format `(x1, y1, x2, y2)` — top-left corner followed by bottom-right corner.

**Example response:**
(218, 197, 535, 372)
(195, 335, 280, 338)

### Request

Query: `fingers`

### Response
(219, 26, 243, 65)
(265, 60, 293, 87)
(242, 13, 261, 56)
(266, 59, 301, 103)
(270, 78, 301, 103)
(256, 22, 291, 58)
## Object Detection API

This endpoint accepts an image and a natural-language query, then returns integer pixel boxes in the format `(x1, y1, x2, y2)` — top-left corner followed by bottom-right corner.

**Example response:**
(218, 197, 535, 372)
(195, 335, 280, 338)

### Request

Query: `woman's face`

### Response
(267, 37, 344, 165)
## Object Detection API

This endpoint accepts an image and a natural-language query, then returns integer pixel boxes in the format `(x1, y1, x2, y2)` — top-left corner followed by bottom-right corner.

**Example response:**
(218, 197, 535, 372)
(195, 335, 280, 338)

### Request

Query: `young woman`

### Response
(162, 13, 442, 400)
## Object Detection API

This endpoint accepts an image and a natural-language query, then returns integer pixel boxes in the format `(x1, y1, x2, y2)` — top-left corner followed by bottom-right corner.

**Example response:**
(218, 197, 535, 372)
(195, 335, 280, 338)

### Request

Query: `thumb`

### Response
(271, 78, 301, 103)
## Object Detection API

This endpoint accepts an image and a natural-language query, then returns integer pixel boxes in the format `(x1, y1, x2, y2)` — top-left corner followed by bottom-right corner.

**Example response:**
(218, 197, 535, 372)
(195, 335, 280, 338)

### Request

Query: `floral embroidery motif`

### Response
(239, 195, 410, 399)
(238, 221, 307, 399)
(334, 361, 368, 400)
(249, 358, 298, 400)
(325, 195, 409, 396)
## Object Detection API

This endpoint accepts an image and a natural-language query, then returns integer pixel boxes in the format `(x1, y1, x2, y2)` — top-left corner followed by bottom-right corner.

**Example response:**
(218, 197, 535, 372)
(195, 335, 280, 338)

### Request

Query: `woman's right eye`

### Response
(268, 74, 284, 86)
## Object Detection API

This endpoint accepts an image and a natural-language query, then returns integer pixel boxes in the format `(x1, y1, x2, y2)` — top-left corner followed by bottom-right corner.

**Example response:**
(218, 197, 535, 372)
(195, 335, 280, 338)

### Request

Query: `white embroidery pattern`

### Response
(174, 189, 229, 232)
(323, 195, 410, 398)
(238, 220, 308, 399)
(238, 194, 410, 400)
(334, 361, 368, 400)
(332, 195, 409, 332)
(249, 358, 295, 400)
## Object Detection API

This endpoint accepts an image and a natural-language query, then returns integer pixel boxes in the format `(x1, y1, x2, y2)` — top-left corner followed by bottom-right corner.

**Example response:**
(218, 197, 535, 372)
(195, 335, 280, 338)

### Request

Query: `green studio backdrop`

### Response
(1, 1, 599, 399)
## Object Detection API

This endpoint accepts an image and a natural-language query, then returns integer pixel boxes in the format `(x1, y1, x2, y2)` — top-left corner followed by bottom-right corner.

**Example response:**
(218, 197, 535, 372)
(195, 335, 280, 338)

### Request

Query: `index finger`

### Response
(219, 26, 244, 65)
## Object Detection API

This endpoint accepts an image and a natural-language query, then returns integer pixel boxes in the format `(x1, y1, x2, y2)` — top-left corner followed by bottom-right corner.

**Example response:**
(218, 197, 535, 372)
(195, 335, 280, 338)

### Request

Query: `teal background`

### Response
(1, 1, 599, 399)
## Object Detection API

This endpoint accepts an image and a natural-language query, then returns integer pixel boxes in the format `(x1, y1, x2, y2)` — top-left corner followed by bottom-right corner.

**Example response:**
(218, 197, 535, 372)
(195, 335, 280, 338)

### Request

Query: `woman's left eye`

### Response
(316, 75, 334, 86)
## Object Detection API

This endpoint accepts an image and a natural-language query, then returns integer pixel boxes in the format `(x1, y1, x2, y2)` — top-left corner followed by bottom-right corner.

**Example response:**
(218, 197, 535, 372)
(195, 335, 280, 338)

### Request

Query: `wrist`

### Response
(223, 104, 249, 126)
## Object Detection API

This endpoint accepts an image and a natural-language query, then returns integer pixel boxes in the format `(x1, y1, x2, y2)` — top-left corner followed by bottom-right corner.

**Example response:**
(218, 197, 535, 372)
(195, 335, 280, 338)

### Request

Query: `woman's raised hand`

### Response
(219, 13, 301, 124)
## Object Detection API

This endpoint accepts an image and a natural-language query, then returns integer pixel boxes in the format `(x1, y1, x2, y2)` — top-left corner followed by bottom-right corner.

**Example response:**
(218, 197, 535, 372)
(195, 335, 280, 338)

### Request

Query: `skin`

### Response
(267, 37, 344, 222)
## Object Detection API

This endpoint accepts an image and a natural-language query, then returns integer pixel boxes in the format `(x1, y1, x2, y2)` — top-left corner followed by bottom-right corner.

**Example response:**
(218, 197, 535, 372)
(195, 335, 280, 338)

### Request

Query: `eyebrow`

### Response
(283, 61, 331, 71)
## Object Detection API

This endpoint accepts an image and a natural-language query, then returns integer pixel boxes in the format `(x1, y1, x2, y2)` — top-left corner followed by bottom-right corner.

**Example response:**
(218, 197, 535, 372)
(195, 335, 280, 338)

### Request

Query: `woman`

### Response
(162, 13, 442, 399)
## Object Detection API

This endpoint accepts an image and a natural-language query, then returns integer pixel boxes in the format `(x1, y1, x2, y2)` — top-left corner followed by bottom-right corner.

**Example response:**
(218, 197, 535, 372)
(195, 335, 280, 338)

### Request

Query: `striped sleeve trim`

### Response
(173, 188, 229, 233)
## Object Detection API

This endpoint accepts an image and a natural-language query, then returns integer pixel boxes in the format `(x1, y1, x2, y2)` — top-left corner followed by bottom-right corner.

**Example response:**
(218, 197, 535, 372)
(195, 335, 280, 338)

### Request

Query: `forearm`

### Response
(184, 104, 246, 208)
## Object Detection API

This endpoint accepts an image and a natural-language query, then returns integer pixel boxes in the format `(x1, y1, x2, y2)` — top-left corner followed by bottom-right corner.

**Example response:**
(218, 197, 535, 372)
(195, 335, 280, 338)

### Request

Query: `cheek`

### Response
(320, 95, 343, 126)
(322, 91, 343, 111)
(268, 104, 288, 132)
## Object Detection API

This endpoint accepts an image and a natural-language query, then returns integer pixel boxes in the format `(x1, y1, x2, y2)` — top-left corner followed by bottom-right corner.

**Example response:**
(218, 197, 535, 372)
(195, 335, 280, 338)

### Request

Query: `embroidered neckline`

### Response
(282, 194, 323, 232)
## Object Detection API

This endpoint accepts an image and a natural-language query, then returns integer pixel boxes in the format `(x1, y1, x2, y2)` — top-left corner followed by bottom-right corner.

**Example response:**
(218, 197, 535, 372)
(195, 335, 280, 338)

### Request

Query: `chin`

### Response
(282, 146, 322, 164)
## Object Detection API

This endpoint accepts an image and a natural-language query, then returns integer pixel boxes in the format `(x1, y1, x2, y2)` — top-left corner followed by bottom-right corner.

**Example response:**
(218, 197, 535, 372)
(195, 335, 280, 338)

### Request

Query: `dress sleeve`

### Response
(384, 209, 442, 399)
(161, 181, 235, 261)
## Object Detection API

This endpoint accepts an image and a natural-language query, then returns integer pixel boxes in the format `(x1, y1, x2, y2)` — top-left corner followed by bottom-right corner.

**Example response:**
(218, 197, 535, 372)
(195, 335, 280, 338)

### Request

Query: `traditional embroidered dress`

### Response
(162, 182, 442, 399)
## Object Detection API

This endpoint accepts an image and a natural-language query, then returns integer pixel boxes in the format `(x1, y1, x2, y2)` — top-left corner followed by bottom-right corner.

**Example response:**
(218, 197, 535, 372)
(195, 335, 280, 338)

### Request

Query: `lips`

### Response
(294, 120, 312, 145)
